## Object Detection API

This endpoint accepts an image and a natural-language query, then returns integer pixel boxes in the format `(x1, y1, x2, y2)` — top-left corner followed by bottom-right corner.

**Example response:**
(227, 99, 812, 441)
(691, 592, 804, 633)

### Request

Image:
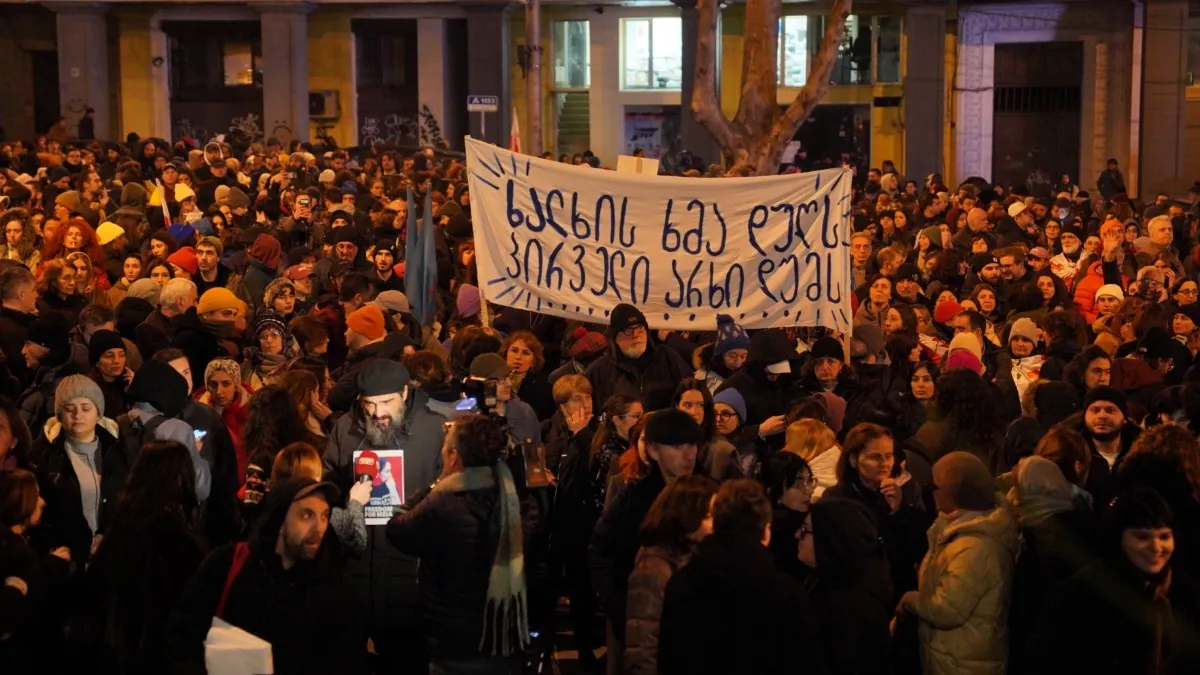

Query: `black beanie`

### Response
(644, 408, 704, 448)
(810, 336, 843, 362)
(607, 303, 648, 337)
(1084, 385, 1128, 417)
(87, 330, 127, 367)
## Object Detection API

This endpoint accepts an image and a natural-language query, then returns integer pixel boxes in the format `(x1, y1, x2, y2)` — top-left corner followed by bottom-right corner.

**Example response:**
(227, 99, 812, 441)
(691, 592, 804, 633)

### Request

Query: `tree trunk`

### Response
(691, 0, 853, 175)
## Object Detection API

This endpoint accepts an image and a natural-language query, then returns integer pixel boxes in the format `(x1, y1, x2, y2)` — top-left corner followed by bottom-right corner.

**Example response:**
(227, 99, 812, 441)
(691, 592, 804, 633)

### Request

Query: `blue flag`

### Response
(404, 188, 438, 327)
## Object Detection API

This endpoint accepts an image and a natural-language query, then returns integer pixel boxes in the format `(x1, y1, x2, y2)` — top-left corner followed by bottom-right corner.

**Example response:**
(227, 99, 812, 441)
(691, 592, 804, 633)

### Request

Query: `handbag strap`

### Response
(215, 542, 251, 619)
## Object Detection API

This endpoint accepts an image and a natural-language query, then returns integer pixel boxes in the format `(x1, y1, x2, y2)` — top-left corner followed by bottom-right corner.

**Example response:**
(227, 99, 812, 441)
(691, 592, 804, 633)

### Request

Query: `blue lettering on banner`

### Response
(466, 137, 852, 331)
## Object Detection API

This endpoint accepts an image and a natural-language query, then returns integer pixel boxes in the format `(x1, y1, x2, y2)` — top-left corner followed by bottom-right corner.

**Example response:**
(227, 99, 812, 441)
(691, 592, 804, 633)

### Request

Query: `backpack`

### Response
(116, 413, 170, 460)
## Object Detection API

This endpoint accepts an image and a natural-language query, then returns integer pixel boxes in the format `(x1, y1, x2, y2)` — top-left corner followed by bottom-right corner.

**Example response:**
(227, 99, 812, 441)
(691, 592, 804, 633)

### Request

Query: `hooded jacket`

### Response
(585, 339, 690, 413)
(165, 478, 365, 675)
(902, 507, 1019, 675)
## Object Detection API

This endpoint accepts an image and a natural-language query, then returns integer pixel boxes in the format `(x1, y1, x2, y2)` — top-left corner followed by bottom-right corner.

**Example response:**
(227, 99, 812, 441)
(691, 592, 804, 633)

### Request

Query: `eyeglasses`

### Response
(715, 411, 739, 421)
(616, 412, 643, 421)
(1178, 288, 1199, 297)
(619, 325, 646, 338)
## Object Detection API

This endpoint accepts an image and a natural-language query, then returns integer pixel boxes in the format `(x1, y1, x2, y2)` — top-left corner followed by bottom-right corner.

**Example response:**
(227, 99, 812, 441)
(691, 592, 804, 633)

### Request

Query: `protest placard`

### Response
(464, 137, 853, 331)
(353, 449, 406, 525)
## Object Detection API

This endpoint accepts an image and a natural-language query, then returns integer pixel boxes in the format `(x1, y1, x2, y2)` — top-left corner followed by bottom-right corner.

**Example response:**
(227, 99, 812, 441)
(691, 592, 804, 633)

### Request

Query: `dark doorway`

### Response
(31, 50, 60, 136)
(790, 103, 871, 180)
(164, 21, 264, 144)
(354, 19, 420, 147)
(991, 41, 1082, 197)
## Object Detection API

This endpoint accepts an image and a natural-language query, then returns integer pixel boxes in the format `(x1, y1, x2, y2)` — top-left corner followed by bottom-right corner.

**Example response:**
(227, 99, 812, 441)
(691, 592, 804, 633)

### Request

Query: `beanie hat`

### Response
(204, 358, 242, 387)
(946, 350, 984, 375)
(167, 247, 199, 276)
(248, 234, 281, 269)
(173, 183, 196, 203)
(225, 187, 251, 210)
(253, 310, 288, 339)
(1008, 317, 1038, 345)
(318, 169, 336, 183)
(87, 329, 126, 367)
(948, 332, 984, 361)
(96, 221, 124, 246)
(713, 314, 750, 357)
(644, 408, 704, 448)
(214, 185, 230, 205)
(712, 388, 747, 424)
(356, 359, 410, 396)
(55, 190, 82, 212)
(346, 305, 386, 341)
(285, 264, 312, 281)
(1060, 220, 1085, 241)
(934, 299, 963, 325)
(1095, 284, 1125, 303)
(568, 327, 608, 361)
(456, 284, 481, 318)
(47, 166, 70, 184)
(198, 287, 246, 316)
(340, 180, 358, 196)
(55, 374, 105, 419)
(168, 222, 196, 245)
(374, 290, 411, 315)
(810, 336, 843, 362)
(894, 263, 922, 285)
(969, 253, 999, 274)
(810, 498, 884, 572)
(1084, 385, 1128, 417)
(608, 303, 648, 337)
(197, 236, 223, 257)
(126, 278, 162, 305)
(127, 360, 189, 417)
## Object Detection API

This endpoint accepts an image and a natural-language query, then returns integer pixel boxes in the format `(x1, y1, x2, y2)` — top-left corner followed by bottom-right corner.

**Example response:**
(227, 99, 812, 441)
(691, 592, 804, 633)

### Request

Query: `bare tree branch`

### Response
(733, 0, 783, 136)
(691, 0, 735, 156)
(776, 0, 853, 136)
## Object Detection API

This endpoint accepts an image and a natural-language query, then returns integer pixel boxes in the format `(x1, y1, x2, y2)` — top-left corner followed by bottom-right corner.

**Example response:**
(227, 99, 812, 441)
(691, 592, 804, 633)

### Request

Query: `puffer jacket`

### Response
(903, 506, 1019, 675)
(1072, 260, 1127, 324)
(623, 545, 690, 675)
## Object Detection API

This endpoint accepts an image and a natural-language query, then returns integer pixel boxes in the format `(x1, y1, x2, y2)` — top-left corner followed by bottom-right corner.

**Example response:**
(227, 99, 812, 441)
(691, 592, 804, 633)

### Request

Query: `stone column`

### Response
(903, 7, 946, 181)
(466, 4, 511, 144)
(675, 0, 721, 166)
(55, 4, 110, 139)
(258, 5, 311, 144)
(116, 10, 172, 141)
(417, 18, 458, 148)
(1138, 0, 1188, 197)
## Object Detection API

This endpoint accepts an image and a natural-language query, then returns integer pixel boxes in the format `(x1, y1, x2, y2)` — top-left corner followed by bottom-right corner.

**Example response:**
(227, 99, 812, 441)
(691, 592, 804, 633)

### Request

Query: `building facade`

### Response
(0, 0, 1195, 197)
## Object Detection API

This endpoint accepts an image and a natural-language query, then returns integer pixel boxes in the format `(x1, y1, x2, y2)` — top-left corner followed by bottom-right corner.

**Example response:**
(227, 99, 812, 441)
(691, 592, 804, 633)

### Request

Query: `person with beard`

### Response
(315, 225, 367, 297)
(893, 263, 932, 310)
(716, 329, 797, 451)
(1049, 220, 1086, 286)
(369, 243, 405, 293)
(1074, 386, 1142, 515)
(585, 303, 689, 412)
(165, 477, 364, 674)
(590, 408, 703, 675)
(192, 236, 230, 297)
(324, 359, 448, 674)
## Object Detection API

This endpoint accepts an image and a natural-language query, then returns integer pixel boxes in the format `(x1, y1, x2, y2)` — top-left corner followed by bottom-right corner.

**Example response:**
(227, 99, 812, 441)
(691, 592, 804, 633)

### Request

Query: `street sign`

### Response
(467, 95, 499, 113)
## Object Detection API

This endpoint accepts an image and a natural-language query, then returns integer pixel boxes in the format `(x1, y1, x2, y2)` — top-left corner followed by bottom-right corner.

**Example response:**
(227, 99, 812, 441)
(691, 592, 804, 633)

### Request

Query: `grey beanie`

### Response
(55, 374, 105, 419)
(127, 278, 162, 305)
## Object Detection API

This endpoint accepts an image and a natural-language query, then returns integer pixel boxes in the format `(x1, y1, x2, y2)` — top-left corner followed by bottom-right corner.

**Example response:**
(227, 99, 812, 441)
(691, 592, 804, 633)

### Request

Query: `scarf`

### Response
(432, 461, 528, 656)
(201, 317, 237, 338)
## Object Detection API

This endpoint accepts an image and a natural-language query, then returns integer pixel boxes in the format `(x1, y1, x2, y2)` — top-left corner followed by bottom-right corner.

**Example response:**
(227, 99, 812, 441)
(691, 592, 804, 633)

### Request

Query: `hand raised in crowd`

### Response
(758, 414, 786, 437)
(349, 479, 372, 506)
(1101, 226, 1122, 261)
(880, 476, 902, 514)
(565, 405, 591, 434)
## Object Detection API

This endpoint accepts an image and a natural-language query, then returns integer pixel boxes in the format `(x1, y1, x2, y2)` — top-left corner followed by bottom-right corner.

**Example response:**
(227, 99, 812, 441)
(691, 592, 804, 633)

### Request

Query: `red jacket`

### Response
(195, 385, 253, 478)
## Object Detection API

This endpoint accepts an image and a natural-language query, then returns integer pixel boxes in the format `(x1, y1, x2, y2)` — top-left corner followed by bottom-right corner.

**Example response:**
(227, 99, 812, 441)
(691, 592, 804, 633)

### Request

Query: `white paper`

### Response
(205, 617, 274, 675)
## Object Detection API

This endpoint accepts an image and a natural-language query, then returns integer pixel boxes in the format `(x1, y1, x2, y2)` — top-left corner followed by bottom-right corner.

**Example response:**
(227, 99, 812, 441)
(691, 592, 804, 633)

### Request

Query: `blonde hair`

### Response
(784, 419, 836, 462)
(271, 442, 322, 485)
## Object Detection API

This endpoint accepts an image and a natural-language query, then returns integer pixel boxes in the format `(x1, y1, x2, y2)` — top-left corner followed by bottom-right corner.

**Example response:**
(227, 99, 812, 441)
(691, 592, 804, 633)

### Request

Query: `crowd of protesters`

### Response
(1, 128, 1200, 675)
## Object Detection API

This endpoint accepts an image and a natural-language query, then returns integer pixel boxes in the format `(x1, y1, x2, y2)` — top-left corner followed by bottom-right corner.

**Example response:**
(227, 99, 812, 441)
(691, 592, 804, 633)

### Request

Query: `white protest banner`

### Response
(465, 136, 853, 331)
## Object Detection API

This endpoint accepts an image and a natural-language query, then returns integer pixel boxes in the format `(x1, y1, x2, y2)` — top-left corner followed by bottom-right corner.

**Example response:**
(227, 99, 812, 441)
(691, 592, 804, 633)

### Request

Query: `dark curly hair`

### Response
(935, 368, 1003, 447)
(243, 386, 314, 462)
(112, 440, 199, 522)
(450, 413, 509, 467)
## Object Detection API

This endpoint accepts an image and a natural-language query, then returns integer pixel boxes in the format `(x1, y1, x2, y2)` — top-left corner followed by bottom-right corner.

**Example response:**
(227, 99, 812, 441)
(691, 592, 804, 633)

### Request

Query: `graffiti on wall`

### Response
(359, 105, 446, 148)
(173, 114, 265, 145)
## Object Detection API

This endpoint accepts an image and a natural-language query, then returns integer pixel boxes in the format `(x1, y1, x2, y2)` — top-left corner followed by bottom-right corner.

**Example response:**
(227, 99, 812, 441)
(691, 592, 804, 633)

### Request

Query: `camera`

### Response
(460, 377, 499, 416)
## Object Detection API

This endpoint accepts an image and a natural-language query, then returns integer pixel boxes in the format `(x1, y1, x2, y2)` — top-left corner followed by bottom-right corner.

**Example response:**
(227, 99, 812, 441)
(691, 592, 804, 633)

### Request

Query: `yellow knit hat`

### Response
(198, 288, 246, 316)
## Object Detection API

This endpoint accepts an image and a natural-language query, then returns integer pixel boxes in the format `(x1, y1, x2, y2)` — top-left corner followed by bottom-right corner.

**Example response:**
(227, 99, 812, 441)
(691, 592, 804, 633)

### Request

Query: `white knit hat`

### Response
(1095, 284, 1125, 302)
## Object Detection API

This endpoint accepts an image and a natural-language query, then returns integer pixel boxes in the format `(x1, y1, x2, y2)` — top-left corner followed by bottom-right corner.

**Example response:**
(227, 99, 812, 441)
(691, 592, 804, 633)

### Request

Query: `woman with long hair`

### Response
(589, 394, 643, 513)
(278, 368, 331, 440)
(87, 440, 206, 673)
(763, 451, 818, 578)
(673, 377, 738, 481)
(241, 311, 295, 390)
(624, 474, 717, 675)
(35, 258, 87, 325)
(142, 257, 173, 287)
(915, 368, 1006, 474)
(65, 251, 110, 307)
(42, 217, 104, 266)
(0, 208, 42, 269)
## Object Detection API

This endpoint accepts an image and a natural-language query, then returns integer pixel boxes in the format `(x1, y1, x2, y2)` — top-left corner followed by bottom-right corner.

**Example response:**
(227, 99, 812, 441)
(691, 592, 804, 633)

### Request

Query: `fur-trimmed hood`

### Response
(42, 415, 120, 444)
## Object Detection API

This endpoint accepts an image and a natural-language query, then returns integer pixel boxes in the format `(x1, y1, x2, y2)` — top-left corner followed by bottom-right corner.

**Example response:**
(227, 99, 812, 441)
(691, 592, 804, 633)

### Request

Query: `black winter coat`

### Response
(0, 305, 35, 384)
(29, 424, 129, 566)
(1024, 559, 1200, 675)
(386, 482, 540, 660)
(658, 530, 827, 675)
(822, 479, 930, 601)
(586, 341, 689, 414)
(0, 528, 71, 674)
(588, 469, 666, 640)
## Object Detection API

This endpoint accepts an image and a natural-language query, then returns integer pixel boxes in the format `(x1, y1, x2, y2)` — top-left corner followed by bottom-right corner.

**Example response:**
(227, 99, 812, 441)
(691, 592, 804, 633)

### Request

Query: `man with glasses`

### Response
(466, 353, 541, 445)
(326, 358, 449, 675)
(587, 302, 689, 409)
(997, 247, 1033, 286)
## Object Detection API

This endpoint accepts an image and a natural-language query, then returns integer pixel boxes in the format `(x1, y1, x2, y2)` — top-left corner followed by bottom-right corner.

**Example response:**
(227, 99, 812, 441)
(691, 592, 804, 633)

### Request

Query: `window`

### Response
(875, 16, 901, 84)
(553, 21, 590, 88)
(223, 42, 255, 87)
(622, 17, 683, 90)
(357, 33, 410, 89)
(778, 16, 810, 87)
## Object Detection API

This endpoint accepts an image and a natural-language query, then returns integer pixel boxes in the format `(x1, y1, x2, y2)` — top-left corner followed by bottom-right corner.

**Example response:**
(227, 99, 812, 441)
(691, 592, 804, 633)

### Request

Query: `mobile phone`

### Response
(298, 196, 311, 207)
(193, 429, 207, 441)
